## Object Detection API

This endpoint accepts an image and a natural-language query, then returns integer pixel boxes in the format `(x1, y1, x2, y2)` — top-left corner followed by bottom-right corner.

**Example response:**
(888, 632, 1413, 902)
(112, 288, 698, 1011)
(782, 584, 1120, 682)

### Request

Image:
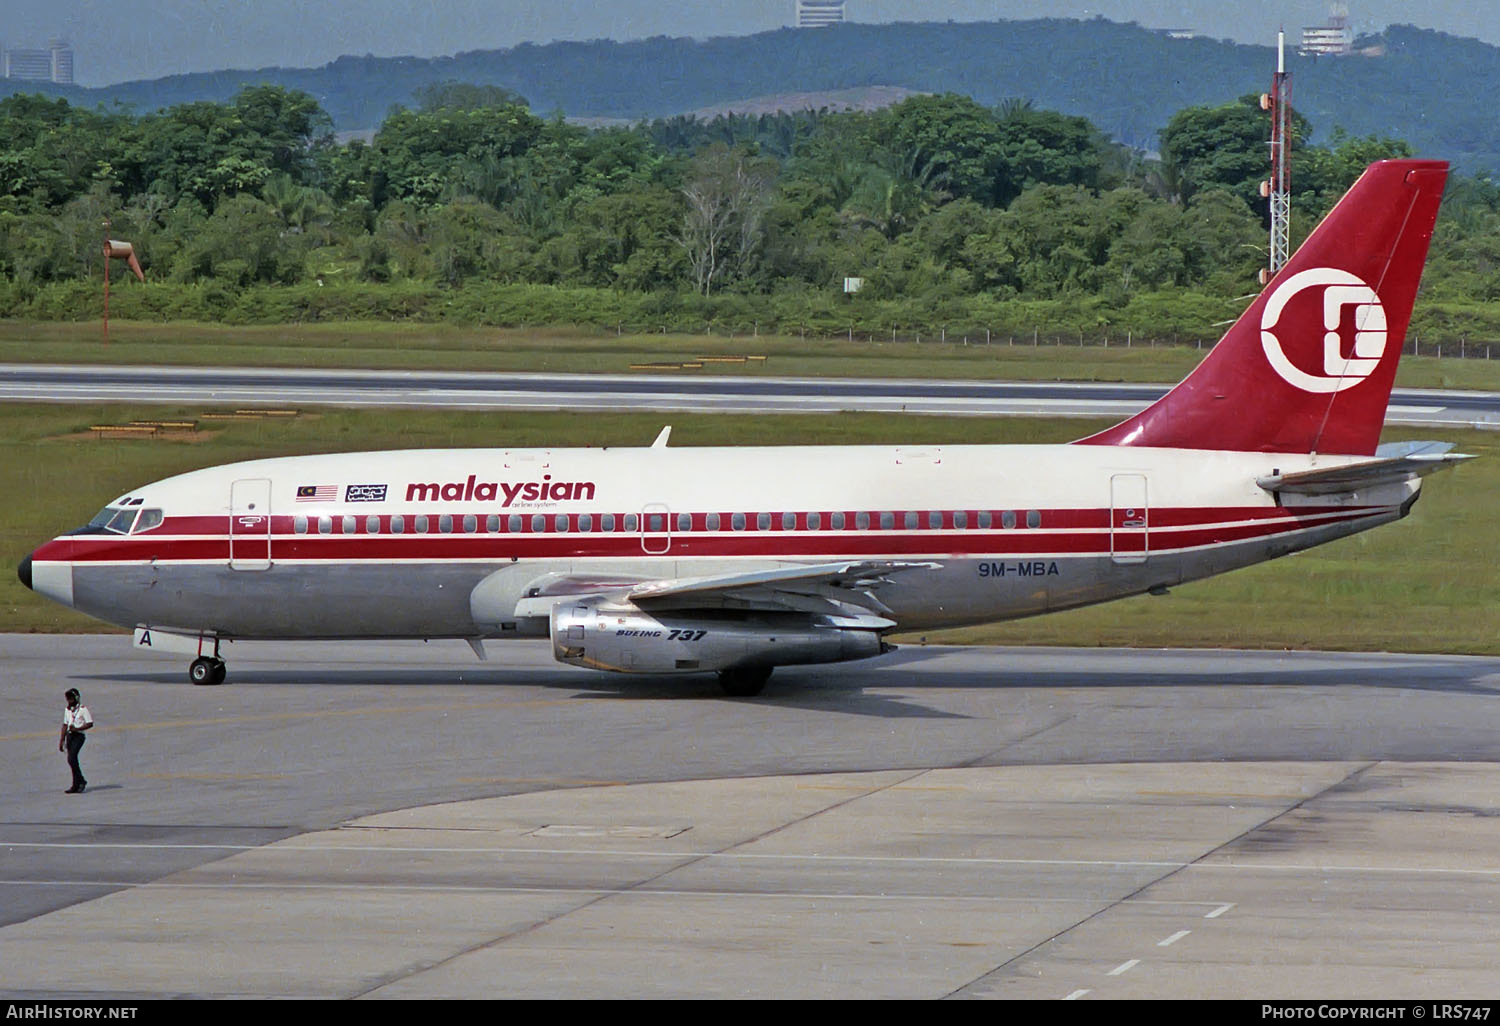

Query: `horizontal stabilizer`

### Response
(1257, 441, 1474, 495)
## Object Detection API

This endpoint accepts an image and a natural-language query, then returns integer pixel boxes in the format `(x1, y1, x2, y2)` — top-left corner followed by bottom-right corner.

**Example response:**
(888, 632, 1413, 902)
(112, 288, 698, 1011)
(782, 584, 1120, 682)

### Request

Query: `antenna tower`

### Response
(1261, 31, 1292, 280)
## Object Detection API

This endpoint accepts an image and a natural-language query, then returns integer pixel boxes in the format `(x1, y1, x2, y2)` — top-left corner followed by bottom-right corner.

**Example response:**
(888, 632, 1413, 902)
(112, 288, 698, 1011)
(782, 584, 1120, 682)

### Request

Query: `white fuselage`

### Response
(28, 442, 1416, 642)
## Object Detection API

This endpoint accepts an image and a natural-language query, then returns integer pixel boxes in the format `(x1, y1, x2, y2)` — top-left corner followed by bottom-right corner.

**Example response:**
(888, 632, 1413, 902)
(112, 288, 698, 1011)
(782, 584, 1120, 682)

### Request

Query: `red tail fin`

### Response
(1076, 159, 1448, 455)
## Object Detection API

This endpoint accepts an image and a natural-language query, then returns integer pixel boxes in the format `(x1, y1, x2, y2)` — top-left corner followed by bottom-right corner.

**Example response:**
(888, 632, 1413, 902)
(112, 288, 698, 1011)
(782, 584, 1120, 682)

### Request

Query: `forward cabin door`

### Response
(229, 478, 273, 571)
(1109, 473, 1149, 565)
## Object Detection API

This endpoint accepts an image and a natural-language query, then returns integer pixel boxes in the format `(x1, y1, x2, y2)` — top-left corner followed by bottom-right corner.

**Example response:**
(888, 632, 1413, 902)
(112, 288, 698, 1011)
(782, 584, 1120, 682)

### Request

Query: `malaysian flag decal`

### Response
(296, 484, 338, 502)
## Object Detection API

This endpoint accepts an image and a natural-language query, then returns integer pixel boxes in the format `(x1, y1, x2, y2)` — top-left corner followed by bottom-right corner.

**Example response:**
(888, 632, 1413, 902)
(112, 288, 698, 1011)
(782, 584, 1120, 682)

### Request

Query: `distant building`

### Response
(796, 1, 846, 29)
(1300, 3, 1354, 57)
(1163, 29, 1198, 40)
(3, 39, 73, 83)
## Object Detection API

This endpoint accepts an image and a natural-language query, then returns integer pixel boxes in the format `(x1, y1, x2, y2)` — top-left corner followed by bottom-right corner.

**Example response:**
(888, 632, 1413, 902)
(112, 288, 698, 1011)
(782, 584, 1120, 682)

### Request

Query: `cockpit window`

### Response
(85, 505, 162, 534)
(105, 508, 138, 534)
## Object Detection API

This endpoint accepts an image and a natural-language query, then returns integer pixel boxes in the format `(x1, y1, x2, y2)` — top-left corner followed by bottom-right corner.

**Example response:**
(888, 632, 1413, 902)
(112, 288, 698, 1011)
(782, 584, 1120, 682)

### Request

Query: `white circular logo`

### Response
(1259, 267, 1388, 394)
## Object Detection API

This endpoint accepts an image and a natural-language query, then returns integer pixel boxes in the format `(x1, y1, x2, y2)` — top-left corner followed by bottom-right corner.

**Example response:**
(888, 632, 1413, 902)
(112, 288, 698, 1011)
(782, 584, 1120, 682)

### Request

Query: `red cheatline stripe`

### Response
(50, 508, 1389, 564)
(116, 504, 1359, 537)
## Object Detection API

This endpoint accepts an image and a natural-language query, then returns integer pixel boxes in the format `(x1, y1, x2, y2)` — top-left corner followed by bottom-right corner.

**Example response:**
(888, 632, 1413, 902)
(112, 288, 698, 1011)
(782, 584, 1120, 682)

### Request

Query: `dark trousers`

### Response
(65, 731, 86, 789)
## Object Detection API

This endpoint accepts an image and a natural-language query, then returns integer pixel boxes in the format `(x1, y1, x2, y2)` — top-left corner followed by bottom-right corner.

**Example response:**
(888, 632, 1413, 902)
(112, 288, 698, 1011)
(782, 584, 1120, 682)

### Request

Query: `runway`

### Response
(3, 363, 1499, 427)
(3, 634, 1499, 999)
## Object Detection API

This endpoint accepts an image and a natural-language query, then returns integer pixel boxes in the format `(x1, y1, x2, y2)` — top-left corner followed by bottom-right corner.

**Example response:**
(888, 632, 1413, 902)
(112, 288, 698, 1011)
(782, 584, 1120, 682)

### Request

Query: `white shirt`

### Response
(62, 704, 92, 731)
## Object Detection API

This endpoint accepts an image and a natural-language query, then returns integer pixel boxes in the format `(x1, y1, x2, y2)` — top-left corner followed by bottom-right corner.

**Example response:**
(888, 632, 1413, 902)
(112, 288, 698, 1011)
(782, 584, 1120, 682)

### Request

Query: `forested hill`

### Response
(5, 18, 1500, 168)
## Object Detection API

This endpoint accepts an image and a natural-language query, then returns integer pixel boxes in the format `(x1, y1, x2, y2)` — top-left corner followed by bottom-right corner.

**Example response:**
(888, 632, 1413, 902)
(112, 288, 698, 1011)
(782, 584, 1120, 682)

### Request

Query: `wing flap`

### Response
(512, 561, 939, 620)
(627, 560, 938, 602)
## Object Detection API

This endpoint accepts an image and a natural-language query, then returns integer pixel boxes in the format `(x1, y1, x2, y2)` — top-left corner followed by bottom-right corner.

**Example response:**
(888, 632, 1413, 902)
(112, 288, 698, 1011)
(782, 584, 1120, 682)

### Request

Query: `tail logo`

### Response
(1260, 268, 1388, 394)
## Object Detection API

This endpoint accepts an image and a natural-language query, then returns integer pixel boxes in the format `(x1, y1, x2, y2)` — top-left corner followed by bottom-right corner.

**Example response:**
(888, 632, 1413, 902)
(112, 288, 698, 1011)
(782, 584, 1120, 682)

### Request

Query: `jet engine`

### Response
(549, 601, 889, 678)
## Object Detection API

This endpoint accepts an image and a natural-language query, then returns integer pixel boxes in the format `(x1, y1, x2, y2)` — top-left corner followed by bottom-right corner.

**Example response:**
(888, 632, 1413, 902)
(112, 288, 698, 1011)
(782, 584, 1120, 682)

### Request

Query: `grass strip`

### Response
(3, 319, 1500, 390)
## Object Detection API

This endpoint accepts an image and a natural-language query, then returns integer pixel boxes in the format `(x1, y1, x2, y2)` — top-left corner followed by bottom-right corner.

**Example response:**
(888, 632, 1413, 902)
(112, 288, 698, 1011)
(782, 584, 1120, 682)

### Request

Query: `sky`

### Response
(4, 1, 1497, 87)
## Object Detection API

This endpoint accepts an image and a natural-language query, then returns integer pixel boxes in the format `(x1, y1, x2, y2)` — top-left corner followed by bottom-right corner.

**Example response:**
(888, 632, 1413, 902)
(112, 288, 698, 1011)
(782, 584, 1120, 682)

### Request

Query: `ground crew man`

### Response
(59, 688, 92, 793)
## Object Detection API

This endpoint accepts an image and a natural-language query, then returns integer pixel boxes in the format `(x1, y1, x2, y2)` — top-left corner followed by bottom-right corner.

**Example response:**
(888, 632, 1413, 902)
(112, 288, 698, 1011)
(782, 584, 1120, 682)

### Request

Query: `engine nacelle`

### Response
(550, 601, 888, 674)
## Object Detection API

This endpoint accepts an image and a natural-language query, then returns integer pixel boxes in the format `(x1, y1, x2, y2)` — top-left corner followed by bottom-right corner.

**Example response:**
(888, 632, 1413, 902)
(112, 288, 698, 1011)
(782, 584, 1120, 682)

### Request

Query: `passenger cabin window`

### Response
(880, 512, 894, 530)
(832, 512, 845, 530)
(706, 513, 721, 531)
(293, 516, 308, 535)
(366, 516, 381, 534)
(677, 513, 691, 532)
(342, 515, 356, 534)
(807, 512, 822, 531)
(414, 515, 429, 534)
(579, 514, 592, 533)
(732, 513, 746, 531)
(508, 515, 521, 533)
(928, 511, 942, 530)
(757, 513, 770, 531)
(318, 516, 332, 535)
(1001, 511, 1017, 530)
(440, 515, 454, 534)
(531, 514, 545, 533)
(462, 515, 476, 533)
(954, 511, 968, 529)
(391, 515, 405, 534)
(904, 512, 918, 530)
(602, 513, 616, 532)
(484, 514, 497, 533)
(978, 511, 992, 530)
(856, 512, 869, 530)
(624, 514, 639, 532)
(1027, 510, 1042, 529)
(781, 512, 795, 531)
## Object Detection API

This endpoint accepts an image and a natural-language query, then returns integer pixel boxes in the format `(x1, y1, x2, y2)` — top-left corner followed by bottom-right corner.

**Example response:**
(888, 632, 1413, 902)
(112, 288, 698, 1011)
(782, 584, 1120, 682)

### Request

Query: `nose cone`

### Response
(20, 543, 73, 608)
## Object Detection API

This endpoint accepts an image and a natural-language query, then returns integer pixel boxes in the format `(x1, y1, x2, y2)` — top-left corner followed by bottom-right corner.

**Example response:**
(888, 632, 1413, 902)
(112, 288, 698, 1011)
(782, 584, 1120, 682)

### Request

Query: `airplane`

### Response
(17, 159, 1472, 696)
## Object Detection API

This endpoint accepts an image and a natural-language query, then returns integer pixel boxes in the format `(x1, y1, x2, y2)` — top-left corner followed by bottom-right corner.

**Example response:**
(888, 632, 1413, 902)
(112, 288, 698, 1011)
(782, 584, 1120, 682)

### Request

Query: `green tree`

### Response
(1159, 95, 1308, 212)
(171, 193, 304, 286)
(874, 93, 1004, 206)
(994, 104, 1105, 206)
(372, 103, 544, 206)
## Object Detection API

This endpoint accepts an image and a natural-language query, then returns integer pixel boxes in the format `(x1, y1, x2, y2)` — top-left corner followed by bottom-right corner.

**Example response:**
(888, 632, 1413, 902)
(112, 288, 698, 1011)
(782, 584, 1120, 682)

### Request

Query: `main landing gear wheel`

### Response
(189, 657, 226, 686)
(717, 665, 772, 697)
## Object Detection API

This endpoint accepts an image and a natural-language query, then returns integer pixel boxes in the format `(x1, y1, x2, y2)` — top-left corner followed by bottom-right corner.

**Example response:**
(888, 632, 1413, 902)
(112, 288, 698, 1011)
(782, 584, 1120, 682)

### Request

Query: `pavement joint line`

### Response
(0, 879, 1241, 905)
(0, 697, 581, 741)
(4, 840, 1500, 875)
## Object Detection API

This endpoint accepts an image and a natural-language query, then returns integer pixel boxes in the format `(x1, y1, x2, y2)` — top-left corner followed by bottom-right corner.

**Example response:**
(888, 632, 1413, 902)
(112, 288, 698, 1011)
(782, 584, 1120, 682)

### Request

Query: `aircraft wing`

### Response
(513, 560, 939, 623)
(1256, 441, 1475, 496)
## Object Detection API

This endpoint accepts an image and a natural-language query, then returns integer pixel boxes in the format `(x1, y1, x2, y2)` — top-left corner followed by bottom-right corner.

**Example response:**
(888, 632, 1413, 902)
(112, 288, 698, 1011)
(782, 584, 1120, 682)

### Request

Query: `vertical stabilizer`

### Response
(1076, 160, 1448, 455)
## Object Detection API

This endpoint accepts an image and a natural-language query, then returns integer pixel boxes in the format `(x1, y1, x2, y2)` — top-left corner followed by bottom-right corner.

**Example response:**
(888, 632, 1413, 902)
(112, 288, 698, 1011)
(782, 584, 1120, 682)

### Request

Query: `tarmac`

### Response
(3, 635, 1500, 999)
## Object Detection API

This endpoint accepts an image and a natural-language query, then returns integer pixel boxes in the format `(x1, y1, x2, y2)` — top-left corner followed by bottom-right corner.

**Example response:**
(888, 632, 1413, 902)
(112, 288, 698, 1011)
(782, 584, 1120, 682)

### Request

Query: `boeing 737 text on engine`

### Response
(18, 161, 1472, 695)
